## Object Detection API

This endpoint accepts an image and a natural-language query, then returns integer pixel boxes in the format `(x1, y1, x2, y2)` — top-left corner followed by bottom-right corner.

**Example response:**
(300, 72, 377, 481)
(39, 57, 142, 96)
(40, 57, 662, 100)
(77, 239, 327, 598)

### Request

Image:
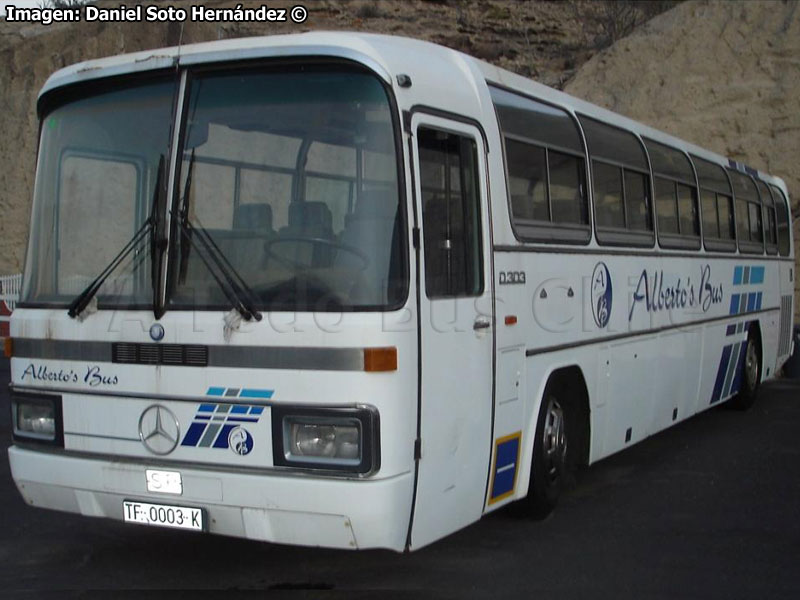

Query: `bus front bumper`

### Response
(8, 445, 413, 551)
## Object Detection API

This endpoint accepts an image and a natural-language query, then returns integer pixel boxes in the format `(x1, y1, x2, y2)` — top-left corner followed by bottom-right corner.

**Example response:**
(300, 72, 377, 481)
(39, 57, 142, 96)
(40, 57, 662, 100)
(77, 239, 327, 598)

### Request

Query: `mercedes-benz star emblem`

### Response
(138, 405, 180, 455)
(149, 323, 165, 342)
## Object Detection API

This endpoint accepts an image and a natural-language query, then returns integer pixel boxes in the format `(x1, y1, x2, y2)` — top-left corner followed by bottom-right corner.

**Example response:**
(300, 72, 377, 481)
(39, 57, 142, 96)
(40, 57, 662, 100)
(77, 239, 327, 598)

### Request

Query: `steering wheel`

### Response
(264, 237, 370, 271)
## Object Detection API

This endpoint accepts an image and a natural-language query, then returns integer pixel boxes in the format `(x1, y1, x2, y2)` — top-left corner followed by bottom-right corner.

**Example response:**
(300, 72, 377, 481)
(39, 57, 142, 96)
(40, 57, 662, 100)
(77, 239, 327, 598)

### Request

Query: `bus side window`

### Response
(489, 86, 590, 244)
(418, 128, 483, 299)
(755, 179, 778, 254)
(771, 184, 791, 256)
(578, 115, 653, 246)
(727, 169, 764, 253)
(691, 155, 736, 252)
(644, 138, 700, 248)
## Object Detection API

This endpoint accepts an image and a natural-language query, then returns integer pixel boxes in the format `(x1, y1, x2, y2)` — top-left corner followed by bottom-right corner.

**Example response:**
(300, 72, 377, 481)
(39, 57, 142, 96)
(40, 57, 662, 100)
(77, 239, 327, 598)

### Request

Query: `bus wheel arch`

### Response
(729, 322, 763, 411)
(523, 365, 590, 517)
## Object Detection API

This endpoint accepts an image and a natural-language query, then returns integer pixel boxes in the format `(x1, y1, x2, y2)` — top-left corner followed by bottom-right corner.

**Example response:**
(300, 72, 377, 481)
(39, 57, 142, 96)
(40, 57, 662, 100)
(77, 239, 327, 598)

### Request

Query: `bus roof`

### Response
(38, 31, 787, 193)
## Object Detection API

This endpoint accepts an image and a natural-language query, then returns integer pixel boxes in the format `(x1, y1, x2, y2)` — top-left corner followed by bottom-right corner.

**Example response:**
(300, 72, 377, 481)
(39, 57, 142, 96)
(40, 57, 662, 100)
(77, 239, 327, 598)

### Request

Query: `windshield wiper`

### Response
(68, 155, 165, 319)
(151, 154, 168, 320)
(173, 150, 263, 322)
(66, 217, 153, 318)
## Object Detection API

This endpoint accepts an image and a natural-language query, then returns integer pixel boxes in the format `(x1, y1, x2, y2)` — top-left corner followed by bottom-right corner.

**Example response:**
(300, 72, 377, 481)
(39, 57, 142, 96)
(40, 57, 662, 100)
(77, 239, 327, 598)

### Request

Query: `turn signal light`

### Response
(3, 337, 12, 358)
(364, 347, 397, 372)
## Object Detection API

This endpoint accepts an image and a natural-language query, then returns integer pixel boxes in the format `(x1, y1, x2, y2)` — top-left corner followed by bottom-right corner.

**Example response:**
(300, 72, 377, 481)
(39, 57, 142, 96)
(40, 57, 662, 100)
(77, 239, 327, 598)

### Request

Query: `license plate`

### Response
(145, 469, 182, 495)
(123, 500, 204, 531)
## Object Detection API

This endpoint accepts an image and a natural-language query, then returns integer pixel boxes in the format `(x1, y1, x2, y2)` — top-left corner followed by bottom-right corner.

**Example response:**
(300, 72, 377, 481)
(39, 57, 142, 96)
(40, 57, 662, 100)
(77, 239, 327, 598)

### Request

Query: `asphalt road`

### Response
(1, 358, 799, 598)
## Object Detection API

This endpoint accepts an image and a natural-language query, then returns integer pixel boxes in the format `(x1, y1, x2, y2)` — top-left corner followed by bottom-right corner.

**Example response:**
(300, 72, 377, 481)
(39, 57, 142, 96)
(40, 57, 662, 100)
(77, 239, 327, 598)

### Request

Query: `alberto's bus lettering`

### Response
(628, 264, 724, 320)
(6, 33, 793, 552)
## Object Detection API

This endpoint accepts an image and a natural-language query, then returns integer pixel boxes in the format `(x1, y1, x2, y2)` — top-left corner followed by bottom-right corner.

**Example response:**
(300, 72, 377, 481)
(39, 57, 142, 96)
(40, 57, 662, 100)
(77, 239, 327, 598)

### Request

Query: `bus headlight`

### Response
(290, 420, 361, 460)
(11, 393, 63, 445)
(272, 406, 380, 475)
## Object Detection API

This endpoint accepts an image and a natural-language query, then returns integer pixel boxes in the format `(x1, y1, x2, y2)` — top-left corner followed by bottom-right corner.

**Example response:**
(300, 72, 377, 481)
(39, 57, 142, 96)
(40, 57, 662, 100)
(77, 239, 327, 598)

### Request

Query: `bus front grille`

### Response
(112, 343, 209, 367)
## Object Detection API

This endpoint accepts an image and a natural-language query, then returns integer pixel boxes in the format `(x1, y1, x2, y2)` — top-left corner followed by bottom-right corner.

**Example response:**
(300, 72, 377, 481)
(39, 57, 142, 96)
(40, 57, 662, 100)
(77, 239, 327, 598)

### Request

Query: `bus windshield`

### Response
(21, 78, 177, 308)
(168, 65, 406, 312)
(21, 65, 406, 314)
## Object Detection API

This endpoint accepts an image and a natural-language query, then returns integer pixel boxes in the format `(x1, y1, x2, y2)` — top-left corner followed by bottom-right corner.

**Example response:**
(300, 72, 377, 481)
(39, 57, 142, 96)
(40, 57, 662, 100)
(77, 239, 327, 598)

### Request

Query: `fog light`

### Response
(288, 419, 361, 462)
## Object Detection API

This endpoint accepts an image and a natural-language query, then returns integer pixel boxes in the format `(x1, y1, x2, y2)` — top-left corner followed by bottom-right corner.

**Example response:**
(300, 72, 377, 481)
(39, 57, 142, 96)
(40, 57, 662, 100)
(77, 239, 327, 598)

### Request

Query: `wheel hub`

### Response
(745, 341, 758, 390)
(542, 397, 567, 484)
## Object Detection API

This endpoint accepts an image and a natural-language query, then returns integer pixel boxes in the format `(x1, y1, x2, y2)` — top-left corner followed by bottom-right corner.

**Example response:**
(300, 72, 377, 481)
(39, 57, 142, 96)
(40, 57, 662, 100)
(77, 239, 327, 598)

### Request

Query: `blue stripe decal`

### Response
(212, 424, 236, 448)
(181, 422, 207, 447)
(711, 344, 733, 404)
(206, 388, 225, 397)
(733, 266, 743, 285)
(729, 294, 740, 315)
(722, 342, 742, 399)
(239, 389, 274, 399)
(750, 266, 765, 284)
(181, 402, 265, 449)
(730, 340, 748, 396)
(747, 293, 757, 313)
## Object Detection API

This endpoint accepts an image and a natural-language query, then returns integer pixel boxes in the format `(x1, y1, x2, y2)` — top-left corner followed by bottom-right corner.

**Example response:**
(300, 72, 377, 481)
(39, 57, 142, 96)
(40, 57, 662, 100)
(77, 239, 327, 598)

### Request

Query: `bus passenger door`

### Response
(409, 116, 494, 549)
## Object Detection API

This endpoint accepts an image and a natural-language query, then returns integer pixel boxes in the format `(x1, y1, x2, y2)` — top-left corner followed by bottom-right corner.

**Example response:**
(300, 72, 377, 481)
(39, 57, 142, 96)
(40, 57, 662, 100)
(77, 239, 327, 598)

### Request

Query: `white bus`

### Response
(6, 32, 794, 552)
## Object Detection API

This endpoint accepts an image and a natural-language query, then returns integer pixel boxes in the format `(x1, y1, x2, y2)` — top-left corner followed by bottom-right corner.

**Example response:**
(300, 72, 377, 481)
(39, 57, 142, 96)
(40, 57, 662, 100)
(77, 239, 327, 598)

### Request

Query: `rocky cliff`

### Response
(565, 0, 800, 308)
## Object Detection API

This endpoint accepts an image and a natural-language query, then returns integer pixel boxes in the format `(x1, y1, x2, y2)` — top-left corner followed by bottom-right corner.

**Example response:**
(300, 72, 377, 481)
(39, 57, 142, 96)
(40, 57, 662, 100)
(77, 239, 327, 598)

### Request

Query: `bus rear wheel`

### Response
(729, 328, 761, 411)
(526, 381, 570, 518)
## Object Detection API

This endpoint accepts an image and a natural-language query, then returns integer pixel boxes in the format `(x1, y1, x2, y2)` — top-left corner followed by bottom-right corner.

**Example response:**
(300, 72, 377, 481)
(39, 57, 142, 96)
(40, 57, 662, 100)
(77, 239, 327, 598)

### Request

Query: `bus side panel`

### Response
(775, 260, 795, 372)
(758, 261, 782, 380)
(653, 327, 702, 429)
(498, 345, 601, 509)
(758, 274, 781, 382)
(497, 252, 786, 478)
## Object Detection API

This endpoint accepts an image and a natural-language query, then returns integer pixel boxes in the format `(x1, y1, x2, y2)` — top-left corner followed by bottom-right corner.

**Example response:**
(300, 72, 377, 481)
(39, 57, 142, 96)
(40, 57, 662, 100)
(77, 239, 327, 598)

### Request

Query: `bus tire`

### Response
(728, 327, 762, 411)
(526, 379, 570, 518)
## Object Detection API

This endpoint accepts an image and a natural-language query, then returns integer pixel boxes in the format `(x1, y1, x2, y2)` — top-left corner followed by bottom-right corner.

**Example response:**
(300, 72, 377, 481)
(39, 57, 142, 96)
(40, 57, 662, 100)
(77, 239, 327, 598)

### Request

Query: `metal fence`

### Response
(0, 273, 22, 338)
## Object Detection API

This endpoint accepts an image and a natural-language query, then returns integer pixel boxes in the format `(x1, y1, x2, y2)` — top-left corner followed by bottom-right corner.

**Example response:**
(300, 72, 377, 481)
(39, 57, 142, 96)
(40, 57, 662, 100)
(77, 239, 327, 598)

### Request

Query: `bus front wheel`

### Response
(526, 381, 570, 518)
